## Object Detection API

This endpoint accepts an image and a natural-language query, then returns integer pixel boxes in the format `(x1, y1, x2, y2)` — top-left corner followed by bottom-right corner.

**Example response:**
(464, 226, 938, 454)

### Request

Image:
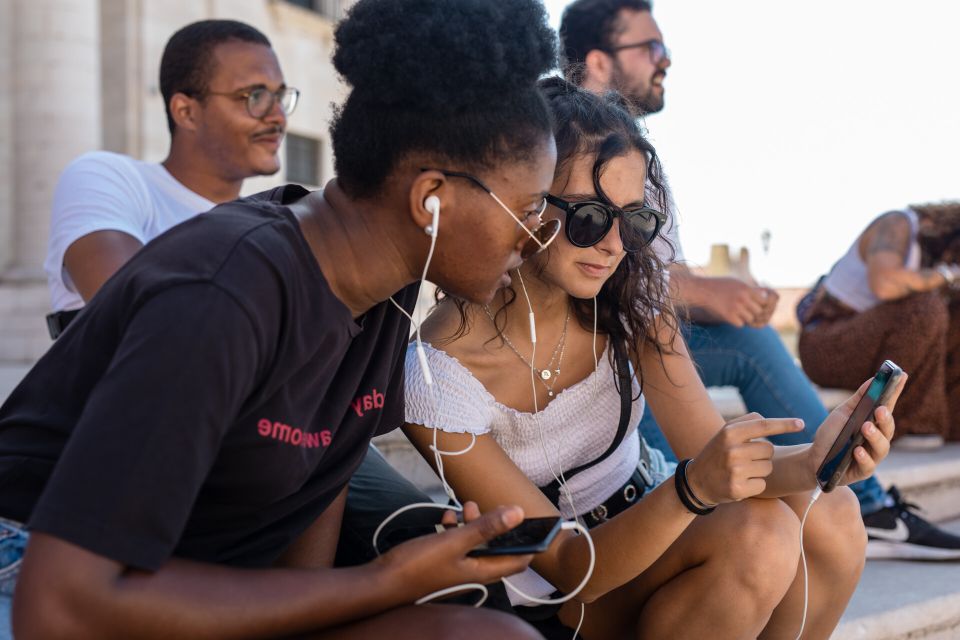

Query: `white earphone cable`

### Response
(795, 487, 822, 640)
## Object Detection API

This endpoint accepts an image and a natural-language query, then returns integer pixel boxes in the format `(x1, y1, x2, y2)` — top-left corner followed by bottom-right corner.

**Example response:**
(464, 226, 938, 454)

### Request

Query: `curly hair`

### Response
(330, 0, 558, 198)
(440, 77, 678, 383)
(159, 20, 272, 135)
(559, 0, 653, 71)
(911, 201, 960, 266)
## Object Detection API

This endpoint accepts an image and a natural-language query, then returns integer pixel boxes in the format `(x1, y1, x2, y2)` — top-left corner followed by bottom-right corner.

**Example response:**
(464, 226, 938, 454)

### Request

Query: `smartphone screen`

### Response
(816, 360, 902, 492)
(467, 516, 563, 557)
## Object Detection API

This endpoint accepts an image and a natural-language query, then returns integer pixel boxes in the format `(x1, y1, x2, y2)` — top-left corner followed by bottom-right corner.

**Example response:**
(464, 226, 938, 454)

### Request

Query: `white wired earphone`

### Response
(380, 196, 595, 637)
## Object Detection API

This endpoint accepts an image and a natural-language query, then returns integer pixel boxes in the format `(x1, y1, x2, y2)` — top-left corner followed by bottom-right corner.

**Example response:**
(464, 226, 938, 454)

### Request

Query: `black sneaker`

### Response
(864, 486, 960, 560)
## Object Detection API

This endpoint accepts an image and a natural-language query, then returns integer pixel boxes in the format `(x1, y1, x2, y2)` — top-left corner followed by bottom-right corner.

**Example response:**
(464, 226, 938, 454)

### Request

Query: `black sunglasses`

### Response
(546, 194, 666, 252)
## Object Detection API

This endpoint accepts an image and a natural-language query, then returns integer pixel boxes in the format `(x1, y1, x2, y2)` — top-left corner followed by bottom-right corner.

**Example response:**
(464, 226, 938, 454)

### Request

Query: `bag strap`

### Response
(539, 340, 633, 506)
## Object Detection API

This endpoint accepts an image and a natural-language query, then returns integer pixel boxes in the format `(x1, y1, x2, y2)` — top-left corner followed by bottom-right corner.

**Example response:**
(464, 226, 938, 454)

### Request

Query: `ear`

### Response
(408, 170, 452, 235)
(168, 92, 201, 133)
(583, 49, 614, 91)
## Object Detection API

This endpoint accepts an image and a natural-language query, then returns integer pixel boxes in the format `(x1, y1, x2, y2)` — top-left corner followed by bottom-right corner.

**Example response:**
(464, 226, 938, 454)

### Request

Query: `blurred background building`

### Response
(0, 0, 353, 362)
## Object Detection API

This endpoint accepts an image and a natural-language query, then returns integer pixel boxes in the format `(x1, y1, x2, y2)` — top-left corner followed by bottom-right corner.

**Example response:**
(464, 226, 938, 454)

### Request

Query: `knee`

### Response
(725, 499, 801, 603)
(803, 487, 867, 576)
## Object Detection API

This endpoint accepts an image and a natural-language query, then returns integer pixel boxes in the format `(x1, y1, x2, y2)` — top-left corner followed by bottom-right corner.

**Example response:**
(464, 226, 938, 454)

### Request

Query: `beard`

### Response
(612, 63, 665, 116)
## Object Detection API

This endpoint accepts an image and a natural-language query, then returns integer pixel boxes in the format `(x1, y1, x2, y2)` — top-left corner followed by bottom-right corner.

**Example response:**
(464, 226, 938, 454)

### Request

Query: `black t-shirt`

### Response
(0, 185, 416, 571)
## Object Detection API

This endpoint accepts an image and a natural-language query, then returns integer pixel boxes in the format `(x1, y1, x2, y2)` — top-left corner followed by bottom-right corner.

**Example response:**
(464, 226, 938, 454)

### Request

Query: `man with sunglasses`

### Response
(44, 19, 297, 338)
(559, 0, 960, 560)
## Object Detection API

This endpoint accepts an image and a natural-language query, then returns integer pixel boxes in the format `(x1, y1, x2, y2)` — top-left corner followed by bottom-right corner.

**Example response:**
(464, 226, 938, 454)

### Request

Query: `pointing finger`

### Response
(729, 417, 804, 441)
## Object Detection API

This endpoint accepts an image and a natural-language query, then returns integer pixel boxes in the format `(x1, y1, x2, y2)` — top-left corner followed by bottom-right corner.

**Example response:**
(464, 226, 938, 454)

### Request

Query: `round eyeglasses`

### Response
(200, 86, 301, 119)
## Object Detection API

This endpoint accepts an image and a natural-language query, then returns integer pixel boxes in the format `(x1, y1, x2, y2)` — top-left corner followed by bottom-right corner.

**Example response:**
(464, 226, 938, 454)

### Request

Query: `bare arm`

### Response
(640, 315, 812, 500)
(63, 230, 144, 302)
(13, 503, 532, 640)
(862, 212, 947, 300)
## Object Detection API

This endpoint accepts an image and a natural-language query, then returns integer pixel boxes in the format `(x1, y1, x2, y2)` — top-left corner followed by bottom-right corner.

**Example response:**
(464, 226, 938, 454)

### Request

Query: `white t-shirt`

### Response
(45, 151, 215, 311)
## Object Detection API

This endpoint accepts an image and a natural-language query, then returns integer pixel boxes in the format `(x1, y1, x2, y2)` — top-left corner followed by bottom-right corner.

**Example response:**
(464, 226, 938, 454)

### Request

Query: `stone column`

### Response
(0, 0, 100, 362)
(6, 0, 101, 281)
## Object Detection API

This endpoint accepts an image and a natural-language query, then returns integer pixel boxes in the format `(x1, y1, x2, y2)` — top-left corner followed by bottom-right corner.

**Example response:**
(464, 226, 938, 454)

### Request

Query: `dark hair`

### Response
(910, 201, 960, 266)
(559, 0, 652, 73)
(330, 0, 558, 198)
(443, 77, 678, 380)
(159, 20, 272, 135)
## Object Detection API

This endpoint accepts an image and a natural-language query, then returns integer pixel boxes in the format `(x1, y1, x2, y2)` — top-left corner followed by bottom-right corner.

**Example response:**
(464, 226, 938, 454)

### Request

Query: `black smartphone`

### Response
(816, 360, 904, 493)
(466, 516, 563, 557)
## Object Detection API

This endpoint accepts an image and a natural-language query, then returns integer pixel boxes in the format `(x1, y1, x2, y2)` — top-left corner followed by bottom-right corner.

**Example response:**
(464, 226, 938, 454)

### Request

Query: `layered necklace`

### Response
(483, 305, 570, 397)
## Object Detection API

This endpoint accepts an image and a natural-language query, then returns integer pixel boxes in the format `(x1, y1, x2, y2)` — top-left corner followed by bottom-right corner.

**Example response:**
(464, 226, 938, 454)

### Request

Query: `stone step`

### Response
(874, 444, 960, 524)
(831, 518, 960, 640)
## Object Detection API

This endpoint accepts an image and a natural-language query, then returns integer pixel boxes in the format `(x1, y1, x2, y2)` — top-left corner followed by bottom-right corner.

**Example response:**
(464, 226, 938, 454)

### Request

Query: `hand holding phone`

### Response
(379, 503, 539, 602)
(466, 516, 562, 557)
(816, 360, 905, 492)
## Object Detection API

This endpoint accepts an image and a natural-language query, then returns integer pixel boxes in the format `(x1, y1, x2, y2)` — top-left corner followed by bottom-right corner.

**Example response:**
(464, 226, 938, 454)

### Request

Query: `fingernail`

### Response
(867, 423, 877, 434)
(794, 419, 804, 429)
(502, 508, 523, 527)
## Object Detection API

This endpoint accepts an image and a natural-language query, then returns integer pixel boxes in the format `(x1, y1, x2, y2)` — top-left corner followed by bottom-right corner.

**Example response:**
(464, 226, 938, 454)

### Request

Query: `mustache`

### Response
(252, 125, 284, 138)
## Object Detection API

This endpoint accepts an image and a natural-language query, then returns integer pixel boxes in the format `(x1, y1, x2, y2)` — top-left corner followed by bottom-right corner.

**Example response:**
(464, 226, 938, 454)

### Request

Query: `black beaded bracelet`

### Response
(675, 458, 716, 516)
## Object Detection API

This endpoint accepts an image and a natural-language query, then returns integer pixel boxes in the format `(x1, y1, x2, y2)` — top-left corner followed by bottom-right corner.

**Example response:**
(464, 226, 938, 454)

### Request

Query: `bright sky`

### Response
(542, 0, 960, 286)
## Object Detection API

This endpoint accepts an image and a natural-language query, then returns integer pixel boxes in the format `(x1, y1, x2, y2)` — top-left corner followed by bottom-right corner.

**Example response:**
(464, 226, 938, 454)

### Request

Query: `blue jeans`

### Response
(638, 322, 888, 515)
(0, 518, 27, 640)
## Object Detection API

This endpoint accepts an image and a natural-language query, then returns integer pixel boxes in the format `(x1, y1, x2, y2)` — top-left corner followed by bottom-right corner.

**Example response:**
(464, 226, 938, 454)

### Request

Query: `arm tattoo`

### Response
(865, 211, 911, 261)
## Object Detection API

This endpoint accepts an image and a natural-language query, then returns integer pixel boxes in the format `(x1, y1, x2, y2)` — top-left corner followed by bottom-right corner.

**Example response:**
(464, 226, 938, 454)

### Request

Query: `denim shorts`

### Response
(0, 518, 27, 640)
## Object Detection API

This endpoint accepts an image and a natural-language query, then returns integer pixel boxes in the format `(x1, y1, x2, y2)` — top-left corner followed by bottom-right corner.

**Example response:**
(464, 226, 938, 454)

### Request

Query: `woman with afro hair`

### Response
(0, 0, 562, 638)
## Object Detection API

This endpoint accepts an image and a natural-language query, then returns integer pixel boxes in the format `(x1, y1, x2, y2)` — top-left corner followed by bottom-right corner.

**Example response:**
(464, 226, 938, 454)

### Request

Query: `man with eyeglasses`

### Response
(559, 0, 960, 560)
(43, 19, 298, 338)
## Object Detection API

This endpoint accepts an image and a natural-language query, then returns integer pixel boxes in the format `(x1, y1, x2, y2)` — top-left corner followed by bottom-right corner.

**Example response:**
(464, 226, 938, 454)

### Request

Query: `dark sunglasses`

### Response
(546, 195, 666, 252)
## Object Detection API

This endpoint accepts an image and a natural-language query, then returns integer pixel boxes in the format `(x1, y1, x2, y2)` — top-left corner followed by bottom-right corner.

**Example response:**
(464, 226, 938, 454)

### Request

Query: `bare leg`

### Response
(558, 498, 801, 639)
(760, 488, 866, 640)
(305, 604, 544, 640)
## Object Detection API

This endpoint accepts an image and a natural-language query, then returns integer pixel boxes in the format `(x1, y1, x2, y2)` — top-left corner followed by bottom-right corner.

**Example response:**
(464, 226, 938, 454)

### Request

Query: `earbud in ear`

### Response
(424, 195, 440, 238)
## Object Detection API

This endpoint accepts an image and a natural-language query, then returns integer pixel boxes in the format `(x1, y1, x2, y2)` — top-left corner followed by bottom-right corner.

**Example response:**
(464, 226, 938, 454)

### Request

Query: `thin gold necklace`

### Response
(483, 305, 570, 397)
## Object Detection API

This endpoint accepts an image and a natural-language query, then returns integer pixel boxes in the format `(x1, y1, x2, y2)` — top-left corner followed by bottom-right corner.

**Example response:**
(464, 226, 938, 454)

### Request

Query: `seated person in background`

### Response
(402, 77, 900, 640)
(44, 19, 294, 338)
(799, 201, 960, 454)
(559, 0, 960, 562)
(0, 1, 565, 637)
